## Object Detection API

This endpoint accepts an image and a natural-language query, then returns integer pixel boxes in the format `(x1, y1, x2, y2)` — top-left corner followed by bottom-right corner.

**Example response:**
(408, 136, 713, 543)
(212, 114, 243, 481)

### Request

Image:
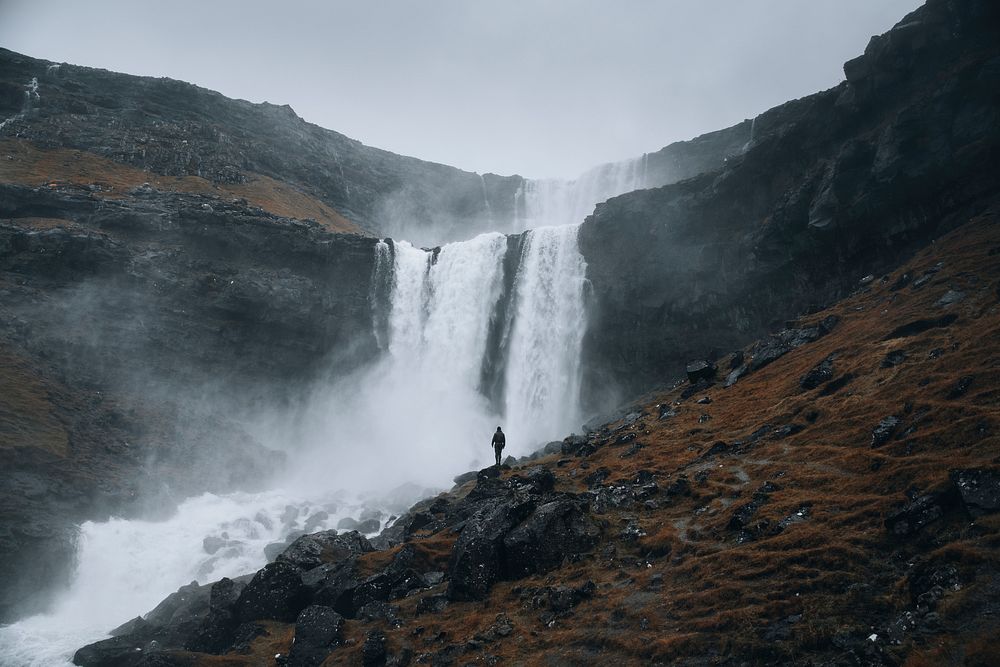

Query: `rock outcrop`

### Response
(578, 0, 1000, 399)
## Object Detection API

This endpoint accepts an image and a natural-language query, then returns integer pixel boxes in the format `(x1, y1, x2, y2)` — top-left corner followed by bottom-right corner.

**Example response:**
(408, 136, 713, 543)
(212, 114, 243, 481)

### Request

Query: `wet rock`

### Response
(446, 497, 535, 601)
(946, 375, 974, 399)
(186, 576, 248, 653)
(750, 326, 824, 371)
(885, 489, 959, 537)
(950, 469, 1000, 516)
(415, 594, 449, 615)
(871, 416, 901, 448)
(695, 396, 712, 405)
(302, 561, 362, 616)
(234, 561, 308, 623)
(725, 364, 748, 387)
(357, 601, 401, 626)
(884, 314, 957, 340)
(362, 629, 387, 667)
(73, 633, 158, 667)
(685, 360, 716, 383)
(700, 441, 728, 460)
(503, 497, 599, 579)
(141, 580, 212, 647)
(664, 475, 691, 498)
(286, 605, 343, 667)
(276, 530, 372, 570)
(614, 431, 637, 445)
(800, 354, 835, 390)
(583, 468, 611, 488)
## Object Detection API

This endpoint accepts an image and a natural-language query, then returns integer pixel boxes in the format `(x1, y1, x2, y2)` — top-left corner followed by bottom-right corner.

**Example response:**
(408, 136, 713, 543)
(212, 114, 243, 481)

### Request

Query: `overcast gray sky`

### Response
(1, 1, 921, 178)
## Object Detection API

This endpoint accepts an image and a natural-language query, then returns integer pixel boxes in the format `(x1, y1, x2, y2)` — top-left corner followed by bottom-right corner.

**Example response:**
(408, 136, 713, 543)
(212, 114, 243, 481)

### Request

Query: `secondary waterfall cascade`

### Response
(512, 154, 648, 233)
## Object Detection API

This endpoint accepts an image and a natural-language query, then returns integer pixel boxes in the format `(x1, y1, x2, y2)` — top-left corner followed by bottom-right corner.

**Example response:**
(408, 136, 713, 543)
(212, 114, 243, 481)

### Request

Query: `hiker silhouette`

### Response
(491, 426, 505, 467)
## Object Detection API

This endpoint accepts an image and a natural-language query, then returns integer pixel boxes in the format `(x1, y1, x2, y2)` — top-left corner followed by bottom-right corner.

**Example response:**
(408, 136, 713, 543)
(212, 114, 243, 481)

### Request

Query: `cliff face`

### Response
(0, 180, 380, 620)
(578, 0, 1000, 401)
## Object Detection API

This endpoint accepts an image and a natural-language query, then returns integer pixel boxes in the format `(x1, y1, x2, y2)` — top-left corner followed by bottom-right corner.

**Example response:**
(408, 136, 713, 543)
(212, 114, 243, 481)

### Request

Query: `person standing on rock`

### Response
(491, 426, 506, 467)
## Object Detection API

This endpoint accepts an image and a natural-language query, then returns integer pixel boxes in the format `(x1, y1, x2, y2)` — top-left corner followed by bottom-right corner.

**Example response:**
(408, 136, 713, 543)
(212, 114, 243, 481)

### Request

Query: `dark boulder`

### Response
(73, 633, 155, 667)
(286, 605, 343, 667)
(276, 530, 372, 570)
(885, 488, 960, 537)
(950, 469, 1000, 517)
(750, 327, 823, 371)
(187, 575, 248, 653)
(685, 360, 717, 383)
(871, 416, 902, 448)
(503, 498, 599, 579)
(362, 629, 388, 667)
(800, 354, 836, 390)
(446, 496, 535, 601)
(234, 561, 308, 623)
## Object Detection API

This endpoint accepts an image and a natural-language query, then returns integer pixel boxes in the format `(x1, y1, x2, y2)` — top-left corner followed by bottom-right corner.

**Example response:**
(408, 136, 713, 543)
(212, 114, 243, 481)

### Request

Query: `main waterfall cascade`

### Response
(373, 225, 589, 460)
(0, 154, 639, 666)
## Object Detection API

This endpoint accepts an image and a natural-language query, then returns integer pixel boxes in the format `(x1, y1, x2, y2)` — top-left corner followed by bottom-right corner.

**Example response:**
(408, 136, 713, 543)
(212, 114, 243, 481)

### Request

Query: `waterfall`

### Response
(518, 154, 647, 230)
(503, 225, 588, 446)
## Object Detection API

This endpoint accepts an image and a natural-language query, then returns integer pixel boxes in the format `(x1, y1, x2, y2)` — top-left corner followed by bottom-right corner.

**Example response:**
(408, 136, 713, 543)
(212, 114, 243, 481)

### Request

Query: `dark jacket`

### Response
(492, 431, 505, 448)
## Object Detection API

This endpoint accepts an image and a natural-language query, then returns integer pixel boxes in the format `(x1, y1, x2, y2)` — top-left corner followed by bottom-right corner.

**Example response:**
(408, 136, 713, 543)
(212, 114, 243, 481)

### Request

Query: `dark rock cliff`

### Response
(578, 0, 1000, 400)
(0, 183, 380, 621)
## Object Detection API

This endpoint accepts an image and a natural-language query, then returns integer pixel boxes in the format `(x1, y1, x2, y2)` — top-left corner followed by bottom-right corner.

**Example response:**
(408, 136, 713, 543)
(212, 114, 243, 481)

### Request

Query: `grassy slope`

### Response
(149, 208, 999, 665)
(0, 138, 361, 234)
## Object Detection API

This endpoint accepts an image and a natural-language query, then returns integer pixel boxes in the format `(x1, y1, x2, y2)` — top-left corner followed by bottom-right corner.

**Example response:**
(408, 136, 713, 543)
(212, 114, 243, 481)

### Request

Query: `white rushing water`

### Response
(0, 490, 393, 666)
(504, 224, 588, 445)
(0, 153, 621, 666)
(513, 154, 648, 233)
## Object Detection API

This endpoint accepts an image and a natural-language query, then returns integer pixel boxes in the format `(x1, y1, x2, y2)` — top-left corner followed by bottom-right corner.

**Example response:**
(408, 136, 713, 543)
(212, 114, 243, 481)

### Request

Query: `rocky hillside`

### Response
(579, 0, 1000, 402)
(74, 205, 1000, 666)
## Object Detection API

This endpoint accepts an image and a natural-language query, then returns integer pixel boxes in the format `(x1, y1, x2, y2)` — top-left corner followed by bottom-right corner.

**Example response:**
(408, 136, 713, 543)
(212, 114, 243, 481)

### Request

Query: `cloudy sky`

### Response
(1, 0, 921, 178)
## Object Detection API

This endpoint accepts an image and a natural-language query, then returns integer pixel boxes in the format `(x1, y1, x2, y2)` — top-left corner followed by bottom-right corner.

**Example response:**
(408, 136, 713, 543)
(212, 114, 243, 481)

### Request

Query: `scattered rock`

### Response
(362, 629, 387, 667)
(287, 605, 344, 667)
(885, 488, 960, 537)
(234, 561, 308, 623)
(950, 469, 1000, 516)
(871, 416, 902, 448)
(801, 354, 836, 390)
(276, 530, 372, 570)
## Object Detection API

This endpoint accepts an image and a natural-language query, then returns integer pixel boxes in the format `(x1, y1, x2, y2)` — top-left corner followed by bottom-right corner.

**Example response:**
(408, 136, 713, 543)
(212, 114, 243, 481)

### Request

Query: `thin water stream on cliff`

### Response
(0, 161, 643, 665)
